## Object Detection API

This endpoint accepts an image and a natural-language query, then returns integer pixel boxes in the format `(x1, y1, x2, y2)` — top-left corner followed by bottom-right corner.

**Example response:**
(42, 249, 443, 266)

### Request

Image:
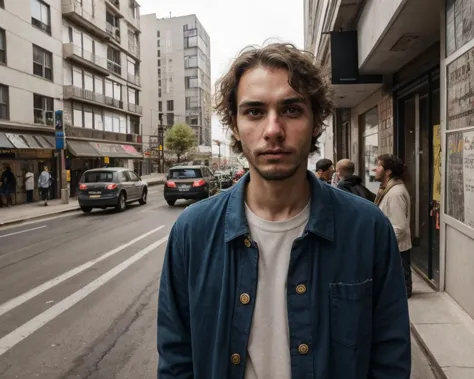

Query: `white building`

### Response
(0, 0, 144, 203)
(140, 13, 212, 171)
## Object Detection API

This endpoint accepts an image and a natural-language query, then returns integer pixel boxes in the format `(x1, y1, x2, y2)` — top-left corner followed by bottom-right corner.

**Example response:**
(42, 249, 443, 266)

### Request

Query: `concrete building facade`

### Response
(0, 0, 144, 203)
(140, 13, 212, 172)
(305, 1, 474, 375)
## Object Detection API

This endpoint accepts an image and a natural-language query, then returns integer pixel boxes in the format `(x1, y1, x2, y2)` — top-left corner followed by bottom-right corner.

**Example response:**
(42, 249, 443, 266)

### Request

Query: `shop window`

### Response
(33, 94, 53, 125)
(360, 107, 379, 194)
(33, 45, 53, 81)
(31, 0, 51, 35)
(0, 84, 9, 120)
(445, 46, 474, 228)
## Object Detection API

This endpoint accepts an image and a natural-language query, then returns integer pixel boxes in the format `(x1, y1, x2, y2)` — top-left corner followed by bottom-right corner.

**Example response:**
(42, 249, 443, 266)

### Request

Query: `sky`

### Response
(137, 0, 304, 157)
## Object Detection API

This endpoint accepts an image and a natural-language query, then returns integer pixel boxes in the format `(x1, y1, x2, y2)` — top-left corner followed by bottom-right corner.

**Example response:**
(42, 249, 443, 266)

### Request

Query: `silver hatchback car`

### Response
(78, 167, 148, 213)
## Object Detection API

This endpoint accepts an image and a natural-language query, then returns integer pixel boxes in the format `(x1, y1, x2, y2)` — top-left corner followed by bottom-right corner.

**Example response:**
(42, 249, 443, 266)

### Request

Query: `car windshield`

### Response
(83, 171, 114, 183)
(169, 169, 201, 179)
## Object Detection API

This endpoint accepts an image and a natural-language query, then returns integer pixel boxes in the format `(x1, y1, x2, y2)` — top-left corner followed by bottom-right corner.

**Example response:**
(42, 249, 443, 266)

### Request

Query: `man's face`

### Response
(233, 67, 318, 181)
(373, 160, 386, 182)
(319, 166, 334, 182)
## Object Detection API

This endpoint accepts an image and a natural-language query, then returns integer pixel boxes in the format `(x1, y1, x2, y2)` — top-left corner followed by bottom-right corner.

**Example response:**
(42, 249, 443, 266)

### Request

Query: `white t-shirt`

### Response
(244, 201, 311, 379)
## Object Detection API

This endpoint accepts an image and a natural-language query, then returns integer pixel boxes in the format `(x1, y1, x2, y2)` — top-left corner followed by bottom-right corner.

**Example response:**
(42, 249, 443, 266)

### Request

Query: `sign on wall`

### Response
(446, 0, 474, 56)
(463, 131, 474, 227)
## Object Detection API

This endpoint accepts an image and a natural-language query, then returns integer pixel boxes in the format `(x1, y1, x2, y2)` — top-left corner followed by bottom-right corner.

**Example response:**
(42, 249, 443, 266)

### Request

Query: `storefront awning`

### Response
(68, 140, 143, 159)
(0, 132, 55, 149)
(67, 140, 102, 157)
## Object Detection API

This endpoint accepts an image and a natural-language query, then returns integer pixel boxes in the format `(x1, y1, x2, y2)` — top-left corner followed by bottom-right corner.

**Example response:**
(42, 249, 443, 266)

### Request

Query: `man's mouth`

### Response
(259, 150, 291, 159)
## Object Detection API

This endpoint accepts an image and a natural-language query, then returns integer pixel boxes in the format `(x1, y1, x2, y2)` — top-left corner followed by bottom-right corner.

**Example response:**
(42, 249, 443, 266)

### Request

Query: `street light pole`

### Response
(158, 113, 164, 173)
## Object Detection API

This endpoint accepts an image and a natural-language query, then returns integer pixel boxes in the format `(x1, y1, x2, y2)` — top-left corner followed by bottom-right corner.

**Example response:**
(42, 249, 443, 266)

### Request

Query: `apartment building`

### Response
(140, 13, 212, 171)
(0, 0, 64, 204)
(305, 1, 474, 368)
(61, 0, 143, 192)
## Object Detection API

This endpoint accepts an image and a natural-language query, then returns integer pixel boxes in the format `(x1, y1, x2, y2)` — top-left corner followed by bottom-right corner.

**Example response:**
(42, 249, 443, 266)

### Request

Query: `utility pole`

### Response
(158, 113, 164, 173)
(213, 139, 221, 169)
(55, 110, 69, 204)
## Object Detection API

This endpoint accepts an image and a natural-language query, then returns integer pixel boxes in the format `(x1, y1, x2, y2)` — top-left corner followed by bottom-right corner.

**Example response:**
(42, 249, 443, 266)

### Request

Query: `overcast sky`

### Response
(137, 0, 304, 155)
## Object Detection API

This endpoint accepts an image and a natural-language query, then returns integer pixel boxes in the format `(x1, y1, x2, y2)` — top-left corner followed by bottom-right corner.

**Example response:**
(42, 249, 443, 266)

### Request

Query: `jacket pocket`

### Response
(329, 279, 373, 349)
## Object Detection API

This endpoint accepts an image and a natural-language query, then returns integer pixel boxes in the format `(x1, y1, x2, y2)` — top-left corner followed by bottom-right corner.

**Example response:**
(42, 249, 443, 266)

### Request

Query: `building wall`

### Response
(0, 0, 63, 126)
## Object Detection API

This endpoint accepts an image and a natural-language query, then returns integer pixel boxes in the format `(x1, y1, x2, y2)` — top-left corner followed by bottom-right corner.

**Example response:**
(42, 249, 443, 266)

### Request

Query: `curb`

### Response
(410, 323, 448, 379)
(0, 182, 164, 228)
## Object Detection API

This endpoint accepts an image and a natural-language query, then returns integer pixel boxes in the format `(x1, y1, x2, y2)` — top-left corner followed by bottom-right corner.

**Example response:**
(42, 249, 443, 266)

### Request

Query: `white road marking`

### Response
(0, 225, 165, 317)
(0, 235, 169, 357)
(0, 225, 46, 239)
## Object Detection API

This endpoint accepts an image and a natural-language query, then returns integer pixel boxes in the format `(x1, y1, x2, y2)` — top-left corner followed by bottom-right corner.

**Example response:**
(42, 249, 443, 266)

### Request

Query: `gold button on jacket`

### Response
(244, 238, 251, 248)
(298, 344, 309, 355)
(296, 284, 306, 294)
(240, 293, 250, 304)
(231, 353, 241, 365)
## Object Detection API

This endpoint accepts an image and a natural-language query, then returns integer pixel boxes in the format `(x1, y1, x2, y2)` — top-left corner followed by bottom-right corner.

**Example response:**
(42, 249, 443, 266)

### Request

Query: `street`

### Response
(0, 186, 437, 378)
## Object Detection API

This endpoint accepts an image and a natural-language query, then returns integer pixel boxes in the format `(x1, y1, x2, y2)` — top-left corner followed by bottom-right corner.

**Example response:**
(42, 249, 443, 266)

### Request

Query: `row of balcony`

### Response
(62, 0, 140, 54)
(65, 126, 140, 144)
(63, 85, 143, 115)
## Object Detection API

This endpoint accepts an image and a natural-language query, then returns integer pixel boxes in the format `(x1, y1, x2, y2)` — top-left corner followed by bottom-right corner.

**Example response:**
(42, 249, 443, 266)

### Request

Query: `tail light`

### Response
(79, 184, 88, 190)
(166, 180, 176, 188)
(106, 183, 118, 190)
(193, 179, 206, 187)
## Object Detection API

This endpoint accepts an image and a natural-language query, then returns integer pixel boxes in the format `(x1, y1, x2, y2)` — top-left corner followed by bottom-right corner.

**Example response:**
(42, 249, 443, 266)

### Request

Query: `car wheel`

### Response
(139, 189, 147, 205)
(81, 206, 92, 213)
(166, 200, 176, 206)
(115, 192, 126, 212)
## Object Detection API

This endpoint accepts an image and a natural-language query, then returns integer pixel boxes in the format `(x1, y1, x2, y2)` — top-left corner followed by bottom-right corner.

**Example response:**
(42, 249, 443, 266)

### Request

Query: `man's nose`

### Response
(263, 111, 284, 140)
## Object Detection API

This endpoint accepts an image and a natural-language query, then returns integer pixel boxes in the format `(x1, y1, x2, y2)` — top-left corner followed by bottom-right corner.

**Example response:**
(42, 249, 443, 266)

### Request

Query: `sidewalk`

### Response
(0, 173, 166, 227)
(409, 273, 474, 379)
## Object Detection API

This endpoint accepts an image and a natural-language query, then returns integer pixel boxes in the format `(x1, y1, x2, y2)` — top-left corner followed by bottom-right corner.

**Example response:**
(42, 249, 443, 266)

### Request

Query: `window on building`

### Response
(0, 84, 9, 120)
(186, 116, 199, 126)
(73, 105, 83, 128)
(106, 11, 119, 27)
(157, 50, 160, 57)
(184, 55, 197, 68)
(128, 88, 138, 104)
(166, 113, 174, 126)
(73, 66, 82, 87)
(129, 0, 138, 18)
(185, 96, 199, 109)
(158, 101, 162, 112)
(94, 110, 103, 130)
(113, 82, 121, 101)
(130, 116, 140, 134)
(83, 71, 94, 92)
(107, 47, 121, 75)
(185, 76, 198, 89)
(31, 0, 51, 34)
(158, 59, 161, 67)
(158, 79, 161, 87)
(158, 68, 161, 78)
(167, 100, 174, 111)
(184, 36, 198, 48)
(105, 79, 121, 101)
(104, 113, 113, 131)
(0, 29, 5, 64)
(158, 88, 162, 97)
(0, 0, 4, 9)
(128, 30, 138, 55)
(157, 30, 160, 38)
(84, 107, 93, 129)
(94, 76, 103, 94)
(33, 94, 54, 125)
(157, 39, 160, 47)
(33, 45, 52, 80)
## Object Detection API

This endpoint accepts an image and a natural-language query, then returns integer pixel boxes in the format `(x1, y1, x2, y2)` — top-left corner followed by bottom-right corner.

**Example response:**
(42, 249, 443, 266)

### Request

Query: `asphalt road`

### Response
(0, 186, 437, 379)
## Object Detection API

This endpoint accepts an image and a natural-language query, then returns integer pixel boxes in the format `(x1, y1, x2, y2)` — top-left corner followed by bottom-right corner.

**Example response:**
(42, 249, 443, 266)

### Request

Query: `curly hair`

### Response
(378, 154, 405, 179)
(214, 42, 334, 154)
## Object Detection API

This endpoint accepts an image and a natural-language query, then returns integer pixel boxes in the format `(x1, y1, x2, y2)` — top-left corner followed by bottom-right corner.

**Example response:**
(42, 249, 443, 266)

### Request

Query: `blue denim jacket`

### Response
(158, 172, 411, 379)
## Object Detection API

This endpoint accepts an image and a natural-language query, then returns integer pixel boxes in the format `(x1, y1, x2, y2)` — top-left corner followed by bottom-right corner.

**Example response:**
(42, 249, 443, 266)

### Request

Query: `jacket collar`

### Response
(224, 170, 335, 242)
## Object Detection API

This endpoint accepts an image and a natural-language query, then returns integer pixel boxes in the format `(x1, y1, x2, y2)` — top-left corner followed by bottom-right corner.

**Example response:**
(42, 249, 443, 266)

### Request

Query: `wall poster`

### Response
(463, 131, 474, 227)
(446, 132, 465, 222)
(446, 0, 474, 56)
(447, 47, 474, 130)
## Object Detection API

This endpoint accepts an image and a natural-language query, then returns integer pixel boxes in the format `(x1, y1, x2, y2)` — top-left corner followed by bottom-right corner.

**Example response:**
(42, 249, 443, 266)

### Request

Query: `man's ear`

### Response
(313, 125, 322, 137)
(232, 119, 240, 141)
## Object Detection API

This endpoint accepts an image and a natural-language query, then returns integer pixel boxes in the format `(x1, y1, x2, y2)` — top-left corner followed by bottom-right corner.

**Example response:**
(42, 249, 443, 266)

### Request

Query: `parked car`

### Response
(78, 168, 148, 213)
(164, 165, 218, 206)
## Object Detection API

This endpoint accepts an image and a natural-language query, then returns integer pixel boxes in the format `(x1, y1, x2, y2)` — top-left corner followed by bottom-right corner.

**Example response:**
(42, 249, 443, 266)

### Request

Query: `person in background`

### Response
(315, 158, 334, 183)
(373, 154, 412, 297)
(38, 166, 52, 206)
(24, 169, 35, 203)
(0, 166, 16, 207)
(336, 159, 375, 201)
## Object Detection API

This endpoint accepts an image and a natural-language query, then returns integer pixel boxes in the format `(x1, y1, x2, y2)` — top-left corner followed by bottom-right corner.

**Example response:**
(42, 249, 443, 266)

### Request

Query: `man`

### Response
(336, 158, 375, 201)
(38, 166, 51, 206)
(0, 166, 16, 207)
(24, 169, 35, 203)
(315, 158, 333, 183)
(158, 43, 410, 379)
(373, 154, 413, 297)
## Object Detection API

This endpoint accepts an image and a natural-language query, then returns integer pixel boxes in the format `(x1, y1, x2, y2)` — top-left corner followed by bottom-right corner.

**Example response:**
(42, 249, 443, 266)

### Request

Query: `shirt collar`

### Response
(224, 170, 335, 242)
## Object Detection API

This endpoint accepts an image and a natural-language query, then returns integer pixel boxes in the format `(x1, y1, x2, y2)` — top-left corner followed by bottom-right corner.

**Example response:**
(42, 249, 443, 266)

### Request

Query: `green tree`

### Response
(164, 123, 196, 162)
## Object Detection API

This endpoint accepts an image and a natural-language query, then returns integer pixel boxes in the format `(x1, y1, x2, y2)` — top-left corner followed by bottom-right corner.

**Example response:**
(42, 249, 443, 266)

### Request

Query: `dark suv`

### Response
(78, 168, 148, 213)
(164, 165, 218, 206)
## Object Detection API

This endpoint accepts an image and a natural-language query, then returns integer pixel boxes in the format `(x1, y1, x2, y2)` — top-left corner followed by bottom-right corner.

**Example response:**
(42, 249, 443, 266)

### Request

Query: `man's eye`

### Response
(246, 109, 263, 117)
(285, 107, 302, 116)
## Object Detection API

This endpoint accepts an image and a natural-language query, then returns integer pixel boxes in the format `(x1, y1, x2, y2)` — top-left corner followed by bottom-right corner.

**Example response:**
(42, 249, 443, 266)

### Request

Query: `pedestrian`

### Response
(157, 43, 411, 379)
(0, 166, 16, 207)
(336, 158, 376, 201)
(24, 169, 35, 203)
(315, 158, 334, 183)
(373, 154, 413, 297)
(38, 166, 51, 206)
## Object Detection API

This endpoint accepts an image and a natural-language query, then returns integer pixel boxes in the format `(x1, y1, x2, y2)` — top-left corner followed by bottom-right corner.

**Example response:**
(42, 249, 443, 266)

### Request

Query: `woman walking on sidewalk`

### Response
(38, 166, 52, 206)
